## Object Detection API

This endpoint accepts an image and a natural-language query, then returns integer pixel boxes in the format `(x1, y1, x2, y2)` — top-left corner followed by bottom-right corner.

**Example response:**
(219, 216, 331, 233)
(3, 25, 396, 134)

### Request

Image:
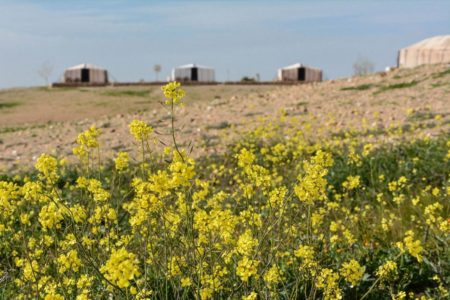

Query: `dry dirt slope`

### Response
(0, 64, 449, 172)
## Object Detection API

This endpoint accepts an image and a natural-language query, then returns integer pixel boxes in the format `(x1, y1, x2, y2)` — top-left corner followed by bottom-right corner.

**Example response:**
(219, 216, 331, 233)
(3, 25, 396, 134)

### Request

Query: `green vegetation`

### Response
(0, 102, 20, 110)
(104, 90, 152, 97)
(340, 83, 376, 91)
(432, 68, 450, 79)
(205, 121, 231, 130)
(0, 123, 48, 134)
(374, 80, 420, 94)
(407, 110, 438, 122)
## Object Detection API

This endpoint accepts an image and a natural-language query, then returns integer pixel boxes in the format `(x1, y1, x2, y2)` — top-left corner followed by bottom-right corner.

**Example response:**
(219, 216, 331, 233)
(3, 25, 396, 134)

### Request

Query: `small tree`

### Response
(353, 57, 374, 76)
(154, 64, 162, 81)
(37, 61, 54, 88)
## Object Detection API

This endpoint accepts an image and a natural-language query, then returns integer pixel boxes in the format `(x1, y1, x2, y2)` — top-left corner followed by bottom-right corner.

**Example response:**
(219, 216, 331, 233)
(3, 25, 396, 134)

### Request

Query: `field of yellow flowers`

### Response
(0, 82, 449, 299)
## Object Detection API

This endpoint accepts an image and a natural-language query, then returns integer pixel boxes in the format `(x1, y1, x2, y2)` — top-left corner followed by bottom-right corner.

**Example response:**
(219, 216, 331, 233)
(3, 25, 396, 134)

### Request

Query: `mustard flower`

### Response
(181, 277, 192, 287)
(57, 250, 81, 273)
(73, 125, 101, 159)
(242, 292, 258, 300)
(294, 150, 333, 204)
(129, 120, 153, 142)
(316, 268, 342, 300)
(100, 248, 140, 288)
(396, 230, 424, 262)
(236, 229, 258, 256)
(35, 154, 58, 182)
(339, 259, 365, 287)
(161, 81, 185, 105)
(39, 202, 64, 230)
(342, 175, 361, 190)
(114, 151, 129, 172)
(294, 245, 316, 270)
(376, 260, 398, 280)
(263, 265, 282, 285)
(44, 294, 64, 300)
(236, 256, 259, 282)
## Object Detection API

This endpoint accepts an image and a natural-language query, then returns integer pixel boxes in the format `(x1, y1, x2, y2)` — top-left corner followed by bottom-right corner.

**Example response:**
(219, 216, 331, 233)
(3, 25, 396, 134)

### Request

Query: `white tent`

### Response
(398, 35, 450, 68)
(277, 63, 322, 82)
(171, 64, 215, 82)
(64, 63, 108, 84)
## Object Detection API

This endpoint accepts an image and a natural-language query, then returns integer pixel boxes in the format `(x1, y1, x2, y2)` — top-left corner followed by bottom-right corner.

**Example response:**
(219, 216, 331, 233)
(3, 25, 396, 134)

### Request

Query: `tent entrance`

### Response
(298, 67, 306, 81)
(81, 68, 90, 83)
(191, 67, 198, 81)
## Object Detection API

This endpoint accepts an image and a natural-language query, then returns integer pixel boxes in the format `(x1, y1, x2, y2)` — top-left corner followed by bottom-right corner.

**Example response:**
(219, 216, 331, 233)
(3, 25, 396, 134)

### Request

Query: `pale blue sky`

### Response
(0, 0, 449, 88)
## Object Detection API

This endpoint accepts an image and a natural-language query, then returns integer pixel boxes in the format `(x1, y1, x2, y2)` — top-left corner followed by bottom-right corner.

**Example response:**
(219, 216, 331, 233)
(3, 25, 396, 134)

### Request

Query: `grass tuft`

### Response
(374, 80, 419, 94)
(0, 102, 20, 110)
(340, 83, 376, 91)
(103, 90, 151, 97)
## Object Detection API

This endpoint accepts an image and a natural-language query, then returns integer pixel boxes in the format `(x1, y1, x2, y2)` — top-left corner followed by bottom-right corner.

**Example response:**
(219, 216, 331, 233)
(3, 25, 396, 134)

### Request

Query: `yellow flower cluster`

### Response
(100, 248, 140, 289)
(128, 120, 153, 142)
(342, 175, 361, 190)
(161, 81, 185, 105)
(39, 202, 64, 230)
(376, 260, 398, 280)
(295, 150, 333, 204)
(236, 256, 259, 282)
(396, 230, 424, 262)
(73, 125, 101, 159)
(316, 268, 342, 300)
(339, 259, 365, 287)
(114, 151, 129, 172)
(35, 154, 58, 183)
(57, 250, 81, 274)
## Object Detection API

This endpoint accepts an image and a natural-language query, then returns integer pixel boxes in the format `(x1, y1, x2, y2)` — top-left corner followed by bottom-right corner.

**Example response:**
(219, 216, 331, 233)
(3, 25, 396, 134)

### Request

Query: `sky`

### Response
(0, 0, 449, 88)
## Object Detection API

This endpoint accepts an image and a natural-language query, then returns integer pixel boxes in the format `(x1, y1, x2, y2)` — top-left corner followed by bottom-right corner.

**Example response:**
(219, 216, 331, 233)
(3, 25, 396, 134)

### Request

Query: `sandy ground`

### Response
(1, 64, 449, 172)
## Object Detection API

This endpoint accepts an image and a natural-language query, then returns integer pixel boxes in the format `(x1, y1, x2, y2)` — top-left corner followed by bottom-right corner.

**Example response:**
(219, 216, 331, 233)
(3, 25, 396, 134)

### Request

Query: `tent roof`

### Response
(280, 63, 321, 71)
(401, 35, 450, 50)
(66, 63, 107, 71)
(174, 63, 213, 70)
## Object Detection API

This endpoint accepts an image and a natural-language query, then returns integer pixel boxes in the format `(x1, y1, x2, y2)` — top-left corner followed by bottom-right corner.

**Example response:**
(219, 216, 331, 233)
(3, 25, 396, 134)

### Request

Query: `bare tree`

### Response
(154, 64, 162, 81)
(37, 61, 54, 87)
(353, 57, 374, 76)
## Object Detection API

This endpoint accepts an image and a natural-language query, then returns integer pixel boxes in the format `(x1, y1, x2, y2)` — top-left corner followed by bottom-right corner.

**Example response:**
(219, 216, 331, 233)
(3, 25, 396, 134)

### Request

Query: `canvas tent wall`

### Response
(64, 63, 108, 84)
(278, 63, 322, 82)
(171, 64, 215, 82)
(398, 35, 450, 68)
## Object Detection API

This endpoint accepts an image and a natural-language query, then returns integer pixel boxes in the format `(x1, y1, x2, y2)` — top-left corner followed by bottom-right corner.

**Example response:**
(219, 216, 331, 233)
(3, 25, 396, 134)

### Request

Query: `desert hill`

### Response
(0, 64, 449, 172)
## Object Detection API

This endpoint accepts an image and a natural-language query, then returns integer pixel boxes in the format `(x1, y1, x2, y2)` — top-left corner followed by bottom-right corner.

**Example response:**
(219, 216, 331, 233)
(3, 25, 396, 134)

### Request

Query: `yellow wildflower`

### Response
(236, 256, 259, 282)
(340, 259, 365, 287)
(129, 120, 153, 142)
(100, 248, 140, 288)
(114, 152, 129, 172)
(316, 268, 342, 300)
(57, 250, 82, 273)
(242, 292, 258, 300)
(396, 230, 424, 262)
(376, 260, 398, 280)
(161, 81, 185, 105)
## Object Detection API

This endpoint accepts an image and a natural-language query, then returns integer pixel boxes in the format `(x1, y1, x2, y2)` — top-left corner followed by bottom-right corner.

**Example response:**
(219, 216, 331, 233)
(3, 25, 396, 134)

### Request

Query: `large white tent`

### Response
(64, 63, 108, 84)
(277, 63, 322, 82)
(398, 35, 450, 68)
(171, 64, 215, 82)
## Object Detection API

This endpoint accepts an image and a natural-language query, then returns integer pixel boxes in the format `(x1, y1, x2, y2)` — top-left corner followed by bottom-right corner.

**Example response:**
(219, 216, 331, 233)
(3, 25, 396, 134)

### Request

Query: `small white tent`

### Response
(64, 63, 108, 84)
(277, 63, 322, 82)
(171, 64, 215, 82)
(398, 35, 450, 68)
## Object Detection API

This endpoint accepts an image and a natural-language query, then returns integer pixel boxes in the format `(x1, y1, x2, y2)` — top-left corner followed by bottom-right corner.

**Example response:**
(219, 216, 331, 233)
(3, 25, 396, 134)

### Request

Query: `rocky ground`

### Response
(1, 64, 449, 172)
